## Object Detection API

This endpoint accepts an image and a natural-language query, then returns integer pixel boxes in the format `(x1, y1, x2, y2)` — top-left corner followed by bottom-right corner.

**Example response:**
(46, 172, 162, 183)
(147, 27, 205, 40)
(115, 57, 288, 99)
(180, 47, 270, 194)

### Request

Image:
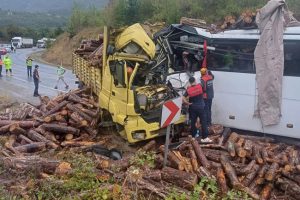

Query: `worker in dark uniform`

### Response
(183, 76, 211, 142)
(200, 68, 214, 126)
(33, 65, 40, 97)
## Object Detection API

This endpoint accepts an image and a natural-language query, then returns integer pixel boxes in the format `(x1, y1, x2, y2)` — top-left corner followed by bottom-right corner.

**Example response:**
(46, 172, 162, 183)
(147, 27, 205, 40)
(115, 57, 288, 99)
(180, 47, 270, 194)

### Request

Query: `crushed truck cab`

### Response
(73, 24, 186, 143)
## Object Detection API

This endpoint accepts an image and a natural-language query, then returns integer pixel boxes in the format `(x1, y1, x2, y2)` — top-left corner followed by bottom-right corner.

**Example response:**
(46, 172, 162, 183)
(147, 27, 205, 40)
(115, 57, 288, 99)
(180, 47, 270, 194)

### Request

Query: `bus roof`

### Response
(194, 26, 300, 40)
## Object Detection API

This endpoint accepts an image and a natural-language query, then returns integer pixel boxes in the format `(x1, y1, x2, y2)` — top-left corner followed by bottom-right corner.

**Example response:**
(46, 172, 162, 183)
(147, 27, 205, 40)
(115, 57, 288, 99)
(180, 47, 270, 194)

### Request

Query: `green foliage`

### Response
(129, 151, 156, 168)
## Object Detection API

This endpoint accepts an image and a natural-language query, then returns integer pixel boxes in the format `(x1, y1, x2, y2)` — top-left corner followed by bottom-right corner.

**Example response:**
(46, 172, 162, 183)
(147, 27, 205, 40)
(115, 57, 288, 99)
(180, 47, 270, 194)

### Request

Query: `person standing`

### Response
(200, 68, 214, 126)
(26, 57, 33, 77)
(33, 65, 40, 97)
(54, 65, 69, 89)
(0, 57, 3, 77)
(183, 76, 211, 142)
(3, 55, 12, 76)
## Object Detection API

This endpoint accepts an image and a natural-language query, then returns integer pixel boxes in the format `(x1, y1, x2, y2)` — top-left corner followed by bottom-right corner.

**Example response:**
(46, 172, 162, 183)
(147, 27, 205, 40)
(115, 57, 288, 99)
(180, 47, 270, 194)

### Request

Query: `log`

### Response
(220, 154, 241, 188)
(143, 170, 162, 182)
(0, 120, 39, 128)
(249, 165, 269, 190)
(44, 112, 61, 123)
(238, 186, 260, 200)
(0, 156, 61, 174)
(44, 100, 68, 117)
(69, 112, 88, 127)
(275, 177, 300, 199)
(159, 146, 184, 171)
(42, 124, 80, 135)
(61, 141, 96, 147)
(243, 140, 253, 157)
(261, 148, 269, 163)
(217, 167, 228, 194)
(189, 137, 210, 169)
(253, 145, 263, 164)
(9, 124, 27, 135)
(218, 127, 231, 145)
(161, 167, 198, 191)
(227, 141, 236, 157)
(265, 162, 279, 181)
(290, 149, 299, 166)
(188, 145, 199, 172)
(96, 157, 130, 171)
(65, 134, 74, 141)
(14, 142, 46, 153)
(27, 130, 58, 149)
(66, 104, 93, 122)
(236, 160, 256, 175)
(80, 108, 98, 118)
(139, 140, 156, 152)
(5, 135, 20, 155)
(234, 144, 247, 158)
(242, 164, 260, 186)
(68, 94, 94, 108)
(226, 132, 239, 144)
(19, 134, 34, 144)
(0, 124, 11, 134)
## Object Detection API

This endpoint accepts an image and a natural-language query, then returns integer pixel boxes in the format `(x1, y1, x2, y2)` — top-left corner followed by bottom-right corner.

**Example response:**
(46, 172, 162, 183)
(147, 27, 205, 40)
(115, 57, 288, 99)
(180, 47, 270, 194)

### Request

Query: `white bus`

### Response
(165, 25, 300, 139)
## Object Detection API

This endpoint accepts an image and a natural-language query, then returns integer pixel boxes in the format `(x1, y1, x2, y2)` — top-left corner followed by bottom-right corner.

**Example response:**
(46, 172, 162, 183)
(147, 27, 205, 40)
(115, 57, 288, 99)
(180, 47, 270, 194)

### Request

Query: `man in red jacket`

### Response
(200, 68, 214, 126)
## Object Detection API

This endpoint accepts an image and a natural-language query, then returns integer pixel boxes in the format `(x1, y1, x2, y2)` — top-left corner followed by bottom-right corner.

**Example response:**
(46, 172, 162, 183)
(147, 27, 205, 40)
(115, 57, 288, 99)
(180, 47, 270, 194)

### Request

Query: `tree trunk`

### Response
(242, 164, 260, 186)
(188, 145, 199, 172)
(14, 142, 46, 153)
(66, 103, 93, 122)
(275, 177, 300, 199)
(26, 130, 58, 149)
(253, 145, 263, 164)
(243, 140, 253, 157)
(159, 145, 184, 171)
(44, 100, 68, 117)
(236, 160, 256, 175)
(218, 127, 231, 145)
(139, 140, 156, 152)
(9, 124, 27, 135)
(143, 170, 162, 182)
(265, 162, 279, 181)
(69, 112, 88, 127)
(227, 141, 236, 157)
(18, 134, 34, 144)
(68, 94, 94, 108)
(0, 124, 11, 134)
(0, 120, 39, 128)
(42, 123, 80, 135)
(217, 167, 228, 194)
(161, 167, 198, 191)
(249, 165, 269, 190)
(220, 154, 241, 188)
(190, 137, 210, 169)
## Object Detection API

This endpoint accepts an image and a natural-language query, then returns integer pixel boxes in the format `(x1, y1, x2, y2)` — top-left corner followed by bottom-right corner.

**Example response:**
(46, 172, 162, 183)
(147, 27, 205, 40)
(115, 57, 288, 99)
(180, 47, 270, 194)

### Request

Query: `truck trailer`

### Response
(11, 37, 33, 48)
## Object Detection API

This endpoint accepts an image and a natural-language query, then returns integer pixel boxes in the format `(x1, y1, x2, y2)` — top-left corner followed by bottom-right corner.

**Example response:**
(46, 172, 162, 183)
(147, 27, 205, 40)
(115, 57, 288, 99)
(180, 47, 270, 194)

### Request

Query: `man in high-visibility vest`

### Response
(3, 55, 12, 76)
(26, 57, 33, 77)
(54, 65, 69, 89)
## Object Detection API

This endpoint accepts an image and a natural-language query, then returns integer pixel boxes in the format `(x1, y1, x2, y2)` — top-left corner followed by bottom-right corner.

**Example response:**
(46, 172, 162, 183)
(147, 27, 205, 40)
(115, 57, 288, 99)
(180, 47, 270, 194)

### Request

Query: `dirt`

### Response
(41, 28, 102, 68)
(0, 95, 18, 111)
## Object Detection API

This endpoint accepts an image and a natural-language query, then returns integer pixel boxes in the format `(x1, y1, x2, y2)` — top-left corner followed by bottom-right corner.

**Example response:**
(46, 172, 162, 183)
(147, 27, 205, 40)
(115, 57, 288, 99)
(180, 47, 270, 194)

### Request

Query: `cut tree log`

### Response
(61, 140, 96, 147)
(242, 164, 260, 186)
(0, 124, 11, 134)
(265, 162, 279, 181)
(69, 112, 88, 127)
(159, 145, 184, 171)
(188, 145, 199, 172)
(44, 100, 68, 117)
(218, 127, 231, 145)
(0, 156, 61, 174)
(4, 135, 20, 155)
(220, 154, 242, 188)
(42, 124, 80, 135)
(143, 170, 162, 182)
(161, 167, 198, 191)
(227, 141, 236, 157)
(14, 142, 46, 153)
(139, 140, 156, 152)
(18, 134, 34, 144)
(26, 130, 58, 149)
(66, 103, 93, 122)
(217, 167, 228, 194)
(236, 160, 256, 175)
(249, 165, 269, 190)
(189, 137, 210, 169)
(275, 177, 300, 199)
(260, 183, 273, 200)
(253, 145, 263, 164)
(0, 120, 39, 128)
(68, 94, 94, 108)
(243, 139, 253, 157)
(234, 144, 247, 158)
(9, 124, 27, 135)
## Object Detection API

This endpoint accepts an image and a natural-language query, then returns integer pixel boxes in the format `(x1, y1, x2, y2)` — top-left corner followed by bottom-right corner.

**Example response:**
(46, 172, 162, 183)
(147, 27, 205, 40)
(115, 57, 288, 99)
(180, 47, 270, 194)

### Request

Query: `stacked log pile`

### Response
(221, 10, 257, 30)
(74, 36, 103, 68)
(0, 88, 100, 156)
(97, 128, 300, 199)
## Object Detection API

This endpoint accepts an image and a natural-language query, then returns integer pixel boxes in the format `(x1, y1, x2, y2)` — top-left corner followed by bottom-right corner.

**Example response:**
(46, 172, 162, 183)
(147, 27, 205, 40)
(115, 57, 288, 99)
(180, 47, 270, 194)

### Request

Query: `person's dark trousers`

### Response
(33, 79, 39, 96)
(0, 65, 2, 77)
(27, 66, 32, 77)
(204, 99, 213, 126)
(189, 105, 209, 138)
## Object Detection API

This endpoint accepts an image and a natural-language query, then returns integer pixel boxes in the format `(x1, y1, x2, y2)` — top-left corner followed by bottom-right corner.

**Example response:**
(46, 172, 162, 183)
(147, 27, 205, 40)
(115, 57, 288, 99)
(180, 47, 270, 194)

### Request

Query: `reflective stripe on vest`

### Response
(187, 84, 203, 97)
(201, 74, 213, 99)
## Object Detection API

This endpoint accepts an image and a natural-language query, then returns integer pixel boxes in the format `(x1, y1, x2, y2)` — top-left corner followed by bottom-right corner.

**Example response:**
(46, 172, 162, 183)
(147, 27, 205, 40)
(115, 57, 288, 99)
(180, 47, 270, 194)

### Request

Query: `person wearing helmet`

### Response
(200, 67, 214, 126)
(183, 76, 211, 142)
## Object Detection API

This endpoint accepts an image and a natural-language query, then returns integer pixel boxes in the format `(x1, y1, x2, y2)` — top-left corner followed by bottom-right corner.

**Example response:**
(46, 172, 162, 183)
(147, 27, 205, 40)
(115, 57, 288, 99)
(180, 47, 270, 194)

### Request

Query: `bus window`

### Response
(207, 40, 256, 73)
(284, 41, 300, 77)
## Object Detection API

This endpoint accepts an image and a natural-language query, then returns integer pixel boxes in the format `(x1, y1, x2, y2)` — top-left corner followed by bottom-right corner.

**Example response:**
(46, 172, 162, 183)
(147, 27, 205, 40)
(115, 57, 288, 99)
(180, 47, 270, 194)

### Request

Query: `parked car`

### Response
(0, 48, 7, 56)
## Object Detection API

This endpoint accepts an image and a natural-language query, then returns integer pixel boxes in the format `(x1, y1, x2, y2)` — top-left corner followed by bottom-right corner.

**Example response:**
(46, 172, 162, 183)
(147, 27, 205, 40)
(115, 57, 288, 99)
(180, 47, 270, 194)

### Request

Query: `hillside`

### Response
(0, 0, 109, 13)
(42, 28, 102, 67)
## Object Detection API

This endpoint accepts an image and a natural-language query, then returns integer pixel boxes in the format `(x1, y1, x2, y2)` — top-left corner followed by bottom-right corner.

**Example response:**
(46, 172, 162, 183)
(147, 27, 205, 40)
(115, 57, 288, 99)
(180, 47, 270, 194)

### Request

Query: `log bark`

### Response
(159, 146, 184, 171)
(139, 140, 156, 152)
(243, 139, 253, 157)
(27, 130, 58, 149)
(18, 134, 34, 144)
(44, 100, 68, 117)
(190, 137, 210, 169)
(217, 167, 228, 194)
(42, 124, 80, 135)
(265, 162, 279, 181)
(249, 165, 269, 190)
(66, 103, 93, 122)
(275, 177, 300, 199)
(9, 124, 27, 135)
(69, 112, 88, 127)
(0, 156, 61, 174)
(253, 145, 263, 164)
(68, 94, 94, 108)
(188, 145, 199, 172)
(14, 142, 46, 153)
(220, 154, 241, 188)
(242, 164, 260, 186)
(161, 167, 198, 191)
(234, 144, 247, 158)
(61, 141, 96, 147)
(236, 160, 256, 175)
(0, 120, 39, 128)
(0, 124, 11, 134)
(218, 127, 231, 145)
(143, 170, 162, 182)
(5, 135, 20, 155)
(227, 141, 236, 157)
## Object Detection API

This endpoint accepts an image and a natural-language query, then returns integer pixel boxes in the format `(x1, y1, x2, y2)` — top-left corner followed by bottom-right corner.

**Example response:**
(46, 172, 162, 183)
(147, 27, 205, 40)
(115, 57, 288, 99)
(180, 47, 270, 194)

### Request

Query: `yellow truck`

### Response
(73, 24, 186, 143)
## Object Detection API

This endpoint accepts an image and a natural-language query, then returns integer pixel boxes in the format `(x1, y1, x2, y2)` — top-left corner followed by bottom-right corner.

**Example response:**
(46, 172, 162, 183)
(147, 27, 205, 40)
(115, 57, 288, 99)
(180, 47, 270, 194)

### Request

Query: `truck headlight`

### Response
(132, 131, 146, 140)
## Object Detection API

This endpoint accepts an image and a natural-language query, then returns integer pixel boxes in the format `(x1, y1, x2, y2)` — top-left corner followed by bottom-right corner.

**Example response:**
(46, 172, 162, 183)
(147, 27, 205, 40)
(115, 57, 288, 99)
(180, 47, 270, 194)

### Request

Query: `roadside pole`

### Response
(163, 125, 171, 167)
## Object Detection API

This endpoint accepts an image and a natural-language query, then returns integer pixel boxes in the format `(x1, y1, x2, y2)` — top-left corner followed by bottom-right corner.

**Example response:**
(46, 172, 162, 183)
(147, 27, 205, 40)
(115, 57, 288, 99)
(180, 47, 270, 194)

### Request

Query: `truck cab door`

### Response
(109, 60, 128, 123)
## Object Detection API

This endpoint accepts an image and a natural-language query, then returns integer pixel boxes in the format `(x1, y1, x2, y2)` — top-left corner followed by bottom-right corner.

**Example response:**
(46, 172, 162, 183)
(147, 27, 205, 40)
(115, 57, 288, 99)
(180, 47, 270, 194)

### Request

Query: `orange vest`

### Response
(0, 60, 2, 65)
(201, 74, 213, 99)
(187, 84, 203, 97)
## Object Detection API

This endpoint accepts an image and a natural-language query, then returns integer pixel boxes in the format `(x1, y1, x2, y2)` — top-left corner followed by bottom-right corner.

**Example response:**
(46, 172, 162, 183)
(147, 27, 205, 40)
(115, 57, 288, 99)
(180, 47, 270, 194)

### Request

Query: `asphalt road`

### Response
(0, 48, 77, 105)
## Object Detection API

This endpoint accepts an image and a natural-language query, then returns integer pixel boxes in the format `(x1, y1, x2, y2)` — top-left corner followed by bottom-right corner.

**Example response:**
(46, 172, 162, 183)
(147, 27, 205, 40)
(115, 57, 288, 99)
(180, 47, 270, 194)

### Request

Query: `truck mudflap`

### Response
(124, 115, 186, 143)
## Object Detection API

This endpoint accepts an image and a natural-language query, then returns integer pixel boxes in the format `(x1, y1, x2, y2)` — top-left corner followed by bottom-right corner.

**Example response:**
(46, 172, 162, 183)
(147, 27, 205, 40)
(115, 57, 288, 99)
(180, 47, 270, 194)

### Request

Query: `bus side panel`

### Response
(212, 71, 264, 132)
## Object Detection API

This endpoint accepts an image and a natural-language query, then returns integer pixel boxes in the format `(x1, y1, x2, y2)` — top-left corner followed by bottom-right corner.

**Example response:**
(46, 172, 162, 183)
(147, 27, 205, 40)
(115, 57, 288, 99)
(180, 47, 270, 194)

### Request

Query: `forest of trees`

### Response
(67, 0, 300, 36)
